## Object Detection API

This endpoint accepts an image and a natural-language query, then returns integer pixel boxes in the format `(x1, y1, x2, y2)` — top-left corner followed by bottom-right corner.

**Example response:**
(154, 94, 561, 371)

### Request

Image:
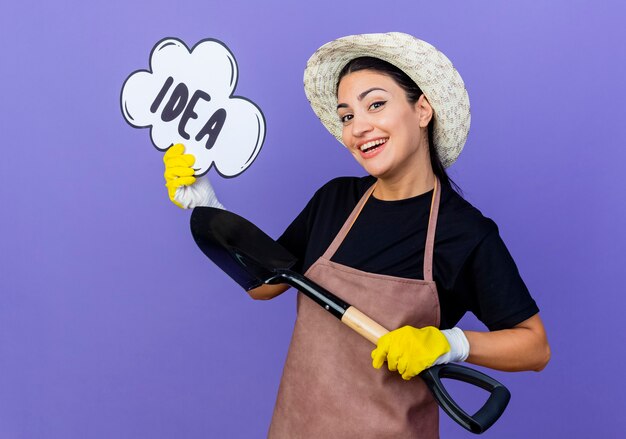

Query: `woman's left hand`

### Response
(371, 326, 451, 380)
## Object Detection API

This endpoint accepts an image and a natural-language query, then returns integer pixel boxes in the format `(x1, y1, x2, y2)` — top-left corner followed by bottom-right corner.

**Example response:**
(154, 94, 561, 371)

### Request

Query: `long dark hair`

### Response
(337, 57, 461, 193)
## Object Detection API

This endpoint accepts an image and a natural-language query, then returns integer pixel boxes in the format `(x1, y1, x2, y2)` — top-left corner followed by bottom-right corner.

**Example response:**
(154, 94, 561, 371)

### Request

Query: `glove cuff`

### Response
(435, 327, 470, 365)
(174, 176, 225, 209)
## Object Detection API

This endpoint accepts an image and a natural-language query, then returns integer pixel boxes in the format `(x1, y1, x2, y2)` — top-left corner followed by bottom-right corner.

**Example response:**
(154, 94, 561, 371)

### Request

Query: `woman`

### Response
(163, 33, 550, 438)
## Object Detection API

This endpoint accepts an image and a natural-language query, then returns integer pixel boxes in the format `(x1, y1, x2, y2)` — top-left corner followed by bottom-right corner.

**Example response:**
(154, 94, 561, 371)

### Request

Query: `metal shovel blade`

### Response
(189, 207, 298, 291)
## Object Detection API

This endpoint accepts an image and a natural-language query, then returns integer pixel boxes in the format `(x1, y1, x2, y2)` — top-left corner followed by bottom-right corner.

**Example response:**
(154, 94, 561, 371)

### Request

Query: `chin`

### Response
(360, 162, 393, 179)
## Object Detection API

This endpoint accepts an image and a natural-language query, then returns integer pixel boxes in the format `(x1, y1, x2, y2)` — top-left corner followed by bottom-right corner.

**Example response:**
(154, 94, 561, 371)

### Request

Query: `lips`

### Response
(357, 137, 388, 159)
(358, 138, 388, 153)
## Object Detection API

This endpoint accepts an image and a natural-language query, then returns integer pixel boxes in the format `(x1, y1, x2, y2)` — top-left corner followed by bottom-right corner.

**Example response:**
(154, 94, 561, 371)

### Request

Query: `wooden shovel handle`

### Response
(341, 306, 389, 344)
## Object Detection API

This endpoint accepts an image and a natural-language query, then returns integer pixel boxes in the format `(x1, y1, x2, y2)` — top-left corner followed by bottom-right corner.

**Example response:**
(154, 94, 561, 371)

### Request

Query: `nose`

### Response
(351, 114, 374, 138)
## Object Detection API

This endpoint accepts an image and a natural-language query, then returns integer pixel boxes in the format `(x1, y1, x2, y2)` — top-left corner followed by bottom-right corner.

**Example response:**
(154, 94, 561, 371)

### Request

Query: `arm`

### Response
(164, 144, 312, 301)
(372, 221, 550, 378)
(247, 283, 290, 300)
(164, 145, 286, 300)
(464, 313, 550, 372)
(461, 226, 549, 372)
(371, 314, 550, 380)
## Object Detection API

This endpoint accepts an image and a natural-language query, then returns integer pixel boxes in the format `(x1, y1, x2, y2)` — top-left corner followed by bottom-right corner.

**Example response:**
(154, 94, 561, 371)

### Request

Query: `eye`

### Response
(340, 114, 353, 124)
(369, 101, 386, 110)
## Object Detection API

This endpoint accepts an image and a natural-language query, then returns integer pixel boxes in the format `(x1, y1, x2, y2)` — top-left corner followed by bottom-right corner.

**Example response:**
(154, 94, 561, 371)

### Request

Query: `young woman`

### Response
(163, 32, 550, 438)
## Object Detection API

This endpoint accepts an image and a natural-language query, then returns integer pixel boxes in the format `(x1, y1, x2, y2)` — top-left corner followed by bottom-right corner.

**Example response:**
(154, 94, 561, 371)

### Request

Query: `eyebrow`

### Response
(337, 87, 388, 110)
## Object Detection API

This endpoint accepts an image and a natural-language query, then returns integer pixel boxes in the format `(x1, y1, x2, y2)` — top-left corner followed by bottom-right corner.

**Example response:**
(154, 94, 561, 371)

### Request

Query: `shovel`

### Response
(190, 206, 511, 434)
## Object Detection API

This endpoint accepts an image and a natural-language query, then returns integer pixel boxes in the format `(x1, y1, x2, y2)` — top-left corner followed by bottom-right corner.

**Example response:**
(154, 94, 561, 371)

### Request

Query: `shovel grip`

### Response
(420, 363, 511, 434)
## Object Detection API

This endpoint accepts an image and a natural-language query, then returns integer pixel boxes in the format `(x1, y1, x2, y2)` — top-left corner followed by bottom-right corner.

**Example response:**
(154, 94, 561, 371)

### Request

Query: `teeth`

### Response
(360, 138, 388, 151)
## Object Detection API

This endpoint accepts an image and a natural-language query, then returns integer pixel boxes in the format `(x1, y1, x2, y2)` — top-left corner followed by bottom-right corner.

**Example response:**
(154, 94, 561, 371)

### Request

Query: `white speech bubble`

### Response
(121, 37, 265, 177)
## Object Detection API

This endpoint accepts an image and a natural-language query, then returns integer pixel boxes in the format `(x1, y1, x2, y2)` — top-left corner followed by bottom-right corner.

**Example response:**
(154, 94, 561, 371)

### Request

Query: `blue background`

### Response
(1, 1, 624, 437)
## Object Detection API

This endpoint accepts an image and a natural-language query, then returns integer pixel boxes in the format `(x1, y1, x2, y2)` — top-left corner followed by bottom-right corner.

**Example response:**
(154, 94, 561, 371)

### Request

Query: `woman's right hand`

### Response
(163, 144, 224, 209)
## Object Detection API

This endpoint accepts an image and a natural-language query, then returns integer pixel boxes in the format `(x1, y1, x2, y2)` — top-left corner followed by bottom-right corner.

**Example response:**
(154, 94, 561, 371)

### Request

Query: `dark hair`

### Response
(337, 57, 461, 193)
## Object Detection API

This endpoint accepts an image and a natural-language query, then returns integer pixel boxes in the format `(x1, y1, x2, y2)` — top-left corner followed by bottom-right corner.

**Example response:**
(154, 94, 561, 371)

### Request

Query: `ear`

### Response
(415, 94, 433, 128)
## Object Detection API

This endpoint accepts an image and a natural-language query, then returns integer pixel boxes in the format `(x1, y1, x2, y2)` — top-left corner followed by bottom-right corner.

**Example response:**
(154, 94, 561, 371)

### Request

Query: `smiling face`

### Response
(336, 70, 433, 184)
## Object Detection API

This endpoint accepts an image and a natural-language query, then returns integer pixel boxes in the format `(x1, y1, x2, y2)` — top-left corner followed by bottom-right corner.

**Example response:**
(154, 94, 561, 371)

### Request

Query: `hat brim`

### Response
(303, 32, 470, 168)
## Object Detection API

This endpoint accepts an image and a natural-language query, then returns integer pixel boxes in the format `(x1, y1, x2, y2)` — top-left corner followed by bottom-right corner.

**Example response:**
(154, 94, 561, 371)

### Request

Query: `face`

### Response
(336, 70, 432, 181)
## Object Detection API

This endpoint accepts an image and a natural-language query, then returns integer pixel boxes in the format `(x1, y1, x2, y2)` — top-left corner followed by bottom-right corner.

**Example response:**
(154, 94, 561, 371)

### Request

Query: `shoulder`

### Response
(289, 175, 374, 227)
(308, 175, 376, 207)
(316, 175, 376, 196)
(438, 184, 499, 249)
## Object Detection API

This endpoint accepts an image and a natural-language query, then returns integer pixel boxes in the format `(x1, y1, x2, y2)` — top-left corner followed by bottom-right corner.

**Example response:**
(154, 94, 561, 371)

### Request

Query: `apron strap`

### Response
(322, 183, 377, 260)
(423, 178, 440, 282)
(322, 177, 442, 282)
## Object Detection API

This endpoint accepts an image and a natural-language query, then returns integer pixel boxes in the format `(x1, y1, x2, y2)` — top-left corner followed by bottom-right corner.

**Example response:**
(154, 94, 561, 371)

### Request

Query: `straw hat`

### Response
(303, 32, 470, 168)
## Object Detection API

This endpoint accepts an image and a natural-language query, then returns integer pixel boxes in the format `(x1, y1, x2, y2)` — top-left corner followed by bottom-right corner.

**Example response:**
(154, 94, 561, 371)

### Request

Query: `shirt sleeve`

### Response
(462, 228, 540, 331)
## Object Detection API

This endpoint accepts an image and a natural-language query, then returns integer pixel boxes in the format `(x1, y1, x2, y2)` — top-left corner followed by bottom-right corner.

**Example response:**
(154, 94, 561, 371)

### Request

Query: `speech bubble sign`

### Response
(121, 37, 266, 177)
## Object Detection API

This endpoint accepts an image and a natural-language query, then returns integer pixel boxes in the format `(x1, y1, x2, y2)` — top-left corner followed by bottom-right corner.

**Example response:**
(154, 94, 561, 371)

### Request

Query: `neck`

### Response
(373, 167, 436, 200)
